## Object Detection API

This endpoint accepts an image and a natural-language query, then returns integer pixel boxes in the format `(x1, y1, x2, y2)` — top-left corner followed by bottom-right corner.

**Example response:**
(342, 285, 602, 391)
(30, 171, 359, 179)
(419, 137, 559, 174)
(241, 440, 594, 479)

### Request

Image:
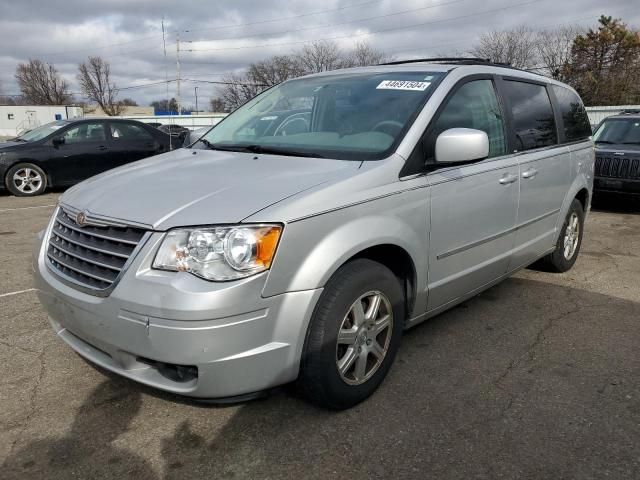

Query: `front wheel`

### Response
(537, 198, 585, 272)
(5, 163, 47, 196)
(298, 259, 405, 409)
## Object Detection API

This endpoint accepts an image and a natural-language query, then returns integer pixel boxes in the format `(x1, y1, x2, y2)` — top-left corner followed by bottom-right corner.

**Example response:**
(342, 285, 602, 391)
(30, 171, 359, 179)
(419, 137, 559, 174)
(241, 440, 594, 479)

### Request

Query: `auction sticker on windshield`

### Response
(376, 80, 431, 91)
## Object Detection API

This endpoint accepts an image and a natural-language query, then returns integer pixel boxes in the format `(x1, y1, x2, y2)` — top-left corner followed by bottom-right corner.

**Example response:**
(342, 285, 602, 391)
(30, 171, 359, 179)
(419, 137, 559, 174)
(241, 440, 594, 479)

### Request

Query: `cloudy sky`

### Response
(1, 0, 637, 108)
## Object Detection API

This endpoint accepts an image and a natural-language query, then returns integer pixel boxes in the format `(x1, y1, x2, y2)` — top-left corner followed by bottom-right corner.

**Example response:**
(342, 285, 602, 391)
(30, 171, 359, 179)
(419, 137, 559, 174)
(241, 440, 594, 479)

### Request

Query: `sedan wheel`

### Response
(13, 167, 43, 194)
(5, 163, 47, 197)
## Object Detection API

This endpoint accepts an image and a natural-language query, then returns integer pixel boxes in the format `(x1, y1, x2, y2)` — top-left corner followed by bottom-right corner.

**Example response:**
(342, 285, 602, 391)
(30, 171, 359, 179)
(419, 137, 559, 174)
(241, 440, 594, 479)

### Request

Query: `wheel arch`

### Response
(264, 213, 426, 320)
(348, 244, 418, 319)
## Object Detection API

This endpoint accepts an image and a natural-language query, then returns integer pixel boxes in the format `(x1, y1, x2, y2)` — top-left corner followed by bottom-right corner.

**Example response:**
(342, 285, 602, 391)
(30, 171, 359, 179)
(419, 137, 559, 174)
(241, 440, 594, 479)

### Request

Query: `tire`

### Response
(298, 259, 405, 409)
(5, 163, 47, 197)
(537, 198, 585, 273)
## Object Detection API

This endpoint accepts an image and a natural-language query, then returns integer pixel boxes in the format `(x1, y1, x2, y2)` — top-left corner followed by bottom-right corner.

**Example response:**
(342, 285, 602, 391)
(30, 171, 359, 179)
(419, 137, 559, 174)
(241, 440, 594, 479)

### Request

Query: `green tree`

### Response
(563, 16, 640, 105)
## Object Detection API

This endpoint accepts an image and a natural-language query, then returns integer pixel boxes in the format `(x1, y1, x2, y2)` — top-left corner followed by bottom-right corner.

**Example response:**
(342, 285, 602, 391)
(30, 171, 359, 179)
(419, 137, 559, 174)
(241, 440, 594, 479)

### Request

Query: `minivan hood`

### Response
(60, 148, 360, 230)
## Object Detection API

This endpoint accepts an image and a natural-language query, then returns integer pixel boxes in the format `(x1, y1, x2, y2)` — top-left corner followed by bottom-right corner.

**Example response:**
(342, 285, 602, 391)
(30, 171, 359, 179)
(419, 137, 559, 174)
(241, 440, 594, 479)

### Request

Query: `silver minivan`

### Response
(33, 60, 594, 409)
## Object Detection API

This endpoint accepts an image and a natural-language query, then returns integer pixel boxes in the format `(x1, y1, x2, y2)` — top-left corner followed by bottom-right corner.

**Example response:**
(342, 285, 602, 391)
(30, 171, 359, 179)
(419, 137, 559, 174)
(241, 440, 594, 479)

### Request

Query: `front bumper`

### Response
(33, 227, 322, 399)
(594, 176, 640, 196)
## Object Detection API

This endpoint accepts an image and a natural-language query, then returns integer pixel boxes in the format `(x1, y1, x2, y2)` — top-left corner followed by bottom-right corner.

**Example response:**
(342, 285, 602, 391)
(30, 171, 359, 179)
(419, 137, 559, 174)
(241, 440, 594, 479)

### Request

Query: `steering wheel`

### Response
(371, 120, 404, 136)
(274, 117, 310, 136)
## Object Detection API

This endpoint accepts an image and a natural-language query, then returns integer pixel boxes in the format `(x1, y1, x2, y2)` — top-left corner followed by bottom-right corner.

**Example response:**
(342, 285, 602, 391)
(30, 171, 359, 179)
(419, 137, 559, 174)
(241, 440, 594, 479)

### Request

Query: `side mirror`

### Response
(435, 128, 489, 164)
(52, 137, 65, 146)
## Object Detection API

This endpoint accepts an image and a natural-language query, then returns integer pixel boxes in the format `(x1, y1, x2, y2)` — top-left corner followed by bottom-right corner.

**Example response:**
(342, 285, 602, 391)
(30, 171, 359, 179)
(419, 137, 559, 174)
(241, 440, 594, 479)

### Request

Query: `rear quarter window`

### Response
(552, 86, 591, 142)
(503, 80, 557, 152)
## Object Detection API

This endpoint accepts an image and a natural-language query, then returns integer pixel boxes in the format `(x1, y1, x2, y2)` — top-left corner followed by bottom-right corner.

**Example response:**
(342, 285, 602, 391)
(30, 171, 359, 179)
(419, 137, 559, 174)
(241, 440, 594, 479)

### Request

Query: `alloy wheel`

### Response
(13, 167, 43, 194)
(336, 290, 393, 385)
(563, 212, 580, 260)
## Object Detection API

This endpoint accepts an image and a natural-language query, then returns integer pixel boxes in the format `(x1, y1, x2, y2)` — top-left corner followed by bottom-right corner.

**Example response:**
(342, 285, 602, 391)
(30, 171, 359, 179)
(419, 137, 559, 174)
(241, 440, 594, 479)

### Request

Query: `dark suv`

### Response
(593, 111, 640, 199)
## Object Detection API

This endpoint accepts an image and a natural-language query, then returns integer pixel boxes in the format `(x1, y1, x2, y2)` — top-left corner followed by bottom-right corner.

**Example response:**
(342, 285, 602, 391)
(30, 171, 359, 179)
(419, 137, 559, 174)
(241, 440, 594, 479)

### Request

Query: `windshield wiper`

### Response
(621, 141, 640, 145)
(12, 138, 27, 142)
(227, 144, 324, 158)
(595, 140, 614, 144)
(196, 141, 324, 158)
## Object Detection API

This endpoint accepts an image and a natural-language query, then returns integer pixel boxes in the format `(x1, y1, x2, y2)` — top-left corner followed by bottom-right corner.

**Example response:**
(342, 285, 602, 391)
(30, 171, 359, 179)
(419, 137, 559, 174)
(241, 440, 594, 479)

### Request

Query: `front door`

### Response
(425, 78, 519, 311)
(49, 121, 111, 184)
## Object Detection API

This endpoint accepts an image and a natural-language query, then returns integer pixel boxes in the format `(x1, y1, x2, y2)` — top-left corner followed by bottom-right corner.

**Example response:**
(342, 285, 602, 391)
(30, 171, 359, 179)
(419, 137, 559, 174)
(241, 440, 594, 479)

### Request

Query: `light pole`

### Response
(194, 86, 198, 114)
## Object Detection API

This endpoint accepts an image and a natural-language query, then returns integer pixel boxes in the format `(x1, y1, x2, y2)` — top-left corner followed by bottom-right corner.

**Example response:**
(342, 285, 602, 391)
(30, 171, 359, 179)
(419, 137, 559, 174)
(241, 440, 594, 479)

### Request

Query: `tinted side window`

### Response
(62, 123, 106, 144)
(427, 79, 507, 161)
(503, 81, 557, 151)
(551, 86, 591, 142)
(111, 123, 153, 140)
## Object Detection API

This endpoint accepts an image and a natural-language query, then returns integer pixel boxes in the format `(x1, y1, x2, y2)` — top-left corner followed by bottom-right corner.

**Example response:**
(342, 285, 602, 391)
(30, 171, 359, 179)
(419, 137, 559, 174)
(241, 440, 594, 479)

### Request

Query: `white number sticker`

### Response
(376, 80, 431, 91)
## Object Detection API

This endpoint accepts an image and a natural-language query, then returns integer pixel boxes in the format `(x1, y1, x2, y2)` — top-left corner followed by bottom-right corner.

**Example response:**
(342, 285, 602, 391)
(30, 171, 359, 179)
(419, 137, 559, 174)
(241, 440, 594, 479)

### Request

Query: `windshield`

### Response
(200, 71, 445, 160)
(593, 118, 640, 145)
(16, 121, 68, 142)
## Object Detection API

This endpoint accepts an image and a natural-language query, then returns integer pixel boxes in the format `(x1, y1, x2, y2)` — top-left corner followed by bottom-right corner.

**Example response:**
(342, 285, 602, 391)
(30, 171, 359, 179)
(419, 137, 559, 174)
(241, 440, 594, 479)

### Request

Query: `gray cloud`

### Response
(1, 0, 637, 106)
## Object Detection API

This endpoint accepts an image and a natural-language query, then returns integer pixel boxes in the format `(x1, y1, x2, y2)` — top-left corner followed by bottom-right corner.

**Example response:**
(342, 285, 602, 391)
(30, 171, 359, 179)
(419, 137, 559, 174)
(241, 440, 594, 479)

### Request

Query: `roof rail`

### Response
(379, 57, 512, 67)
(620, 109, 640, 115)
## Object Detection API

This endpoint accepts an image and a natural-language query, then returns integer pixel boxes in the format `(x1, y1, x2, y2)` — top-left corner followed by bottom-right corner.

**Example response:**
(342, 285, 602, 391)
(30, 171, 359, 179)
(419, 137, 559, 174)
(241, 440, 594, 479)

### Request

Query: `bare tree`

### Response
(14, 59, 70, 105)
(77, 56, 123, 116)
(247, 55, 305, 87)
(535, 26, 584, 80)
(218, 73, 266, 111)
(217, 40, 390, 110)
(341, 41, 388, 67)
(209, 98, 227, 112)
(299, 40, 342, 73)
(471, 26, 538, 69)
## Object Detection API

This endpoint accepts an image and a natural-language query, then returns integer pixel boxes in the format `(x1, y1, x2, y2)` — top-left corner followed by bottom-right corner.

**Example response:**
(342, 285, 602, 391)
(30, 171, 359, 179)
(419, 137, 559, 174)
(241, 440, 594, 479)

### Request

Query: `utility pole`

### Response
(176, 32, 181, 115)
(194, 86, 198, 113)
(162, 16, 172, 149)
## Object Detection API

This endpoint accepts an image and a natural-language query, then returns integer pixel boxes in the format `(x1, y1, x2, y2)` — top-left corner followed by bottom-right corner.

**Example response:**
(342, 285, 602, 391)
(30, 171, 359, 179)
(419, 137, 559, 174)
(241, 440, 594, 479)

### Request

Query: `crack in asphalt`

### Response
(0, 339, 41, 356)
(492, 289, 612, 418)
(6, 346, 47, 458)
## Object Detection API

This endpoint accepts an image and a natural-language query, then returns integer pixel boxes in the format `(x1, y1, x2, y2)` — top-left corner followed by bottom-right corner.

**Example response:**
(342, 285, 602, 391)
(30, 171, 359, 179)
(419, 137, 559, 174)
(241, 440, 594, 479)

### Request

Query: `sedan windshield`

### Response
(16, 121, 68, 142)
(593, 118, 640, 145)
(200, 71, 445, 160)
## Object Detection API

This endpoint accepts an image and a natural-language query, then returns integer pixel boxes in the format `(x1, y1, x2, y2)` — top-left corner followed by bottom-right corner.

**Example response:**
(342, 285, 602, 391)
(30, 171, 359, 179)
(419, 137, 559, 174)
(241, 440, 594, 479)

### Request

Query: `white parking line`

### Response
(0, 204, 56, 213)
(0, 288, 36, 298)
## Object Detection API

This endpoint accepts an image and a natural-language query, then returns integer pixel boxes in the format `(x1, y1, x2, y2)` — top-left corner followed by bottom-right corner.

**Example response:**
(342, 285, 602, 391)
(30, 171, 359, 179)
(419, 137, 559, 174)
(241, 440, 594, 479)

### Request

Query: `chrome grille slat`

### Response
(46, 209, 148, 294)
(56, 215, 142, 245)
(47, 251, 117, 284)
(49, 237, 123, 272)
(51, 225, 132, 259)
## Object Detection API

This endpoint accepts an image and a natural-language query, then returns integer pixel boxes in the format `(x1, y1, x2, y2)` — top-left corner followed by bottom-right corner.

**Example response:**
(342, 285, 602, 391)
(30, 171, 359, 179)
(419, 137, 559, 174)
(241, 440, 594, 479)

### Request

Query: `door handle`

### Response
(98, 145, 108, 151)
(522, 168, 538, 179)
(499, 173, 518, 185)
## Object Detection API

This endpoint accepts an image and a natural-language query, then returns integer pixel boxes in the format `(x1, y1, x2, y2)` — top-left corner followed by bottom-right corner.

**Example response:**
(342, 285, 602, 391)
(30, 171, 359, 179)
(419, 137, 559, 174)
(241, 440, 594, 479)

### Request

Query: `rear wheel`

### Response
(5, 163, 47, 196)
(298, 259, 404, 409)
(537, 198, 584, 273)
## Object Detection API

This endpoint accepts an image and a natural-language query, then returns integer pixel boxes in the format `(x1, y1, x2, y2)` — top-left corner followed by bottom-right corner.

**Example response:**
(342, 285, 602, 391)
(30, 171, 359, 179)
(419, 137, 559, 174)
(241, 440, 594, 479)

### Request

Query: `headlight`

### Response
(152, 224, 282, 281)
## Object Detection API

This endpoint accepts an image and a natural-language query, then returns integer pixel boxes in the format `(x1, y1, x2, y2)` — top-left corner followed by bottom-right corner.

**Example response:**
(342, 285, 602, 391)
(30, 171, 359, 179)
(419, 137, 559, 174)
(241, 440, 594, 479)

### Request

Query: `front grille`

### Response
(46, 209, 147, 292)
(595, 154, 640, 179)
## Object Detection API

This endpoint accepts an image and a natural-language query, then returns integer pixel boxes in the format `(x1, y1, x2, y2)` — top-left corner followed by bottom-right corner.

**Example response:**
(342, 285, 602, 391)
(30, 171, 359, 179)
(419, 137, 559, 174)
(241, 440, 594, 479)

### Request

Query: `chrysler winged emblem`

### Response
(75, 211, 87, 226)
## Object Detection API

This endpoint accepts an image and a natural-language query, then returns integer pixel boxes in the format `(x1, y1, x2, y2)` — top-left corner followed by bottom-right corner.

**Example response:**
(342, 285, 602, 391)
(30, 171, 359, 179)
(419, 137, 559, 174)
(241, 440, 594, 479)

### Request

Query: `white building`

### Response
(0, 105, 84, 137)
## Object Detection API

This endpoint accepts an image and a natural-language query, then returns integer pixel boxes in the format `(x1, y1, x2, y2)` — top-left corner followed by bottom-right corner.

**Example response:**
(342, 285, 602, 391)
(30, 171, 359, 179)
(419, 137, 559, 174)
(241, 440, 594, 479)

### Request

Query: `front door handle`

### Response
(98, 145, 108, 151)
(522, 168, 538, 179)
(499, 173, 518, 185)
